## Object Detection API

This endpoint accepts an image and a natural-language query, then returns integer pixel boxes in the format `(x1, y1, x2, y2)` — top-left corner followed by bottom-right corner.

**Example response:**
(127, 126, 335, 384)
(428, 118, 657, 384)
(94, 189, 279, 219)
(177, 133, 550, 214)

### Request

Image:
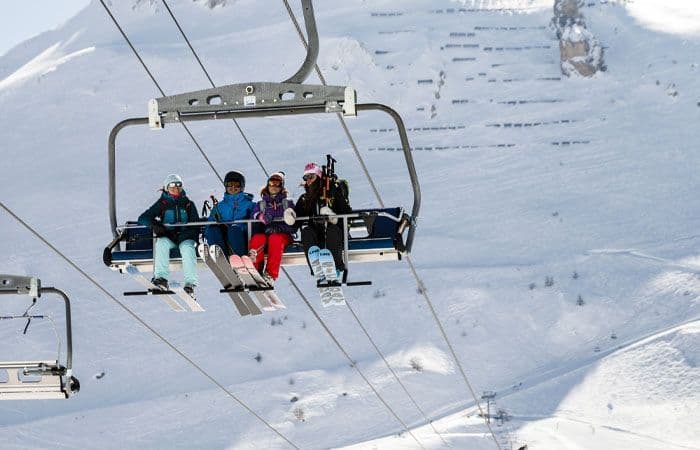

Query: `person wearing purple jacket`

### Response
(248, 172, 295, 284)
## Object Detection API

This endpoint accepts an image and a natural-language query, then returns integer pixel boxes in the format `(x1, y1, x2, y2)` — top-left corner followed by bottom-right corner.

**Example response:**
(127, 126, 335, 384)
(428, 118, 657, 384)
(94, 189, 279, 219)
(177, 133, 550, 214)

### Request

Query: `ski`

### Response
(229, 255, 276, 312)
(307, 246, 330, 305)
(208, 244, 262, 316)
(264, 290, 286, 309)
(124, 265, 186, 312)
(201, 243, 251, 316)
(318, 248, 346, 305)
(241, 255, 269, 287)
(169, 282, 205, 312)
(307, 246, 344, 306)
(241, 256, 286, 309)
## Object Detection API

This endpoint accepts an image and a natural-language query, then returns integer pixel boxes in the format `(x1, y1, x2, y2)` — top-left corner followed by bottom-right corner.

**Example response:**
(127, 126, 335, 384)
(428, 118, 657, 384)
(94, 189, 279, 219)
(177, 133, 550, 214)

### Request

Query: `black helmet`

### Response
(224, 170, 245, 189)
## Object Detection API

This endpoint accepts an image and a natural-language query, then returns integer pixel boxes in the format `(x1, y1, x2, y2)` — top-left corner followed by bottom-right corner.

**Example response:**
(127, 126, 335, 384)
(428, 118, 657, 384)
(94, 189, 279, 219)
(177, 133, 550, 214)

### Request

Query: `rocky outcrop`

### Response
(552, 0, 605, 77)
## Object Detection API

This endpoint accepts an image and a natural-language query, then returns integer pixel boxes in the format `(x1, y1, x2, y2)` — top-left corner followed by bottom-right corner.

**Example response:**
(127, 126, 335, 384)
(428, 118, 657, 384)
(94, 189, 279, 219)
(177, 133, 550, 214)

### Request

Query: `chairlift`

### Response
(0, 275, 80, 400)
(103, 0, 420, 282)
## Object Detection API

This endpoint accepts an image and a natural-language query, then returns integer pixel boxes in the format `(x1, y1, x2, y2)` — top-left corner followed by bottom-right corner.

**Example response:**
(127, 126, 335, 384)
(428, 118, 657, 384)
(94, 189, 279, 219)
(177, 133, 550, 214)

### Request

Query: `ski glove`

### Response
(257, 211, 273, 225)
(320, 206, 338, 225)
(283, 208, 296, 225)
(151, 220, 168, 237)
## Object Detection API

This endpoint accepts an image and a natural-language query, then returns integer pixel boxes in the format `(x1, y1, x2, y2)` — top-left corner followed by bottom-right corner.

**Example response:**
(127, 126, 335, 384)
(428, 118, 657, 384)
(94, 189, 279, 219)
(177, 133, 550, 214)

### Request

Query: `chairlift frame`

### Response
(104, 0, 420, 276)
(0, 275, 80, 400)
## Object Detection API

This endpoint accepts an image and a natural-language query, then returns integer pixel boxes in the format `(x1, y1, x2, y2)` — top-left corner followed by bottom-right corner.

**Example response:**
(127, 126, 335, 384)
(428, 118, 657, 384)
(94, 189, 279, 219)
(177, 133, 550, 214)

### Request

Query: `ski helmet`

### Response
(224, 170, 245, 189)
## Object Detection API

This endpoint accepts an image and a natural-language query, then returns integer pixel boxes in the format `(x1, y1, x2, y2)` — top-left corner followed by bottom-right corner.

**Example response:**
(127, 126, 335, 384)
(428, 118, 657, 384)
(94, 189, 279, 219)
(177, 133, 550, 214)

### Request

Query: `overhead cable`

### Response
(0, 200, 299, 449)
(102, 1, 426, 447)
(282, 1, 502, 448)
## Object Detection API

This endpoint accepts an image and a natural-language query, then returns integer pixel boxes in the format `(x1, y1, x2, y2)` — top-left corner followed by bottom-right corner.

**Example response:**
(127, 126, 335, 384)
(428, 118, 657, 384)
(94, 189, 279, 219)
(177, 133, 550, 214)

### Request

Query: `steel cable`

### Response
(98, 0, 223, 183)
(102, 0, 426, 447)
(0, 200, 299, 449)
(282, 1, 503, 448)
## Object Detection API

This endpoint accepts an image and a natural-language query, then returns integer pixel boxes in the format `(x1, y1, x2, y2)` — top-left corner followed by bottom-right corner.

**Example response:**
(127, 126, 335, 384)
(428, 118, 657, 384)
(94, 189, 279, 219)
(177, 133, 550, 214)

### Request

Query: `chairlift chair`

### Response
(103, 0, 420, 281)
(0, 275, 80, 400)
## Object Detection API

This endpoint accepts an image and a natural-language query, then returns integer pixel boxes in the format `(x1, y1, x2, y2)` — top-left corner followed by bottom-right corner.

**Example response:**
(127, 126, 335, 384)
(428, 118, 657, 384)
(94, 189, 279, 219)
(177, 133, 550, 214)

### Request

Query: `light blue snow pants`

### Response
(154, 237, 198, 286)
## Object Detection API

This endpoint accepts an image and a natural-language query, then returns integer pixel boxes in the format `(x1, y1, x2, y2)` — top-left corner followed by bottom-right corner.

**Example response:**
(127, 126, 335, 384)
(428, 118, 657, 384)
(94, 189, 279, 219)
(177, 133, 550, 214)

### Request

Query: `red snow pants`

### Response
(248, 232, 293, 280)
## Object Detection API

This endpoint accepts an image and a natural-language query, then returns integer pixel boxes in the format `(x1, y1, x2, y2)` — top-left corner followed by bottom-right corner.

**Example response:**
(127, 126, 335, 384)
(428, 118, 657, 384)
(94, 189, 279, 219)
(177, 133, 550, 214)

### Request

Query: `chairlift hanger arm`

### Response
(108, 117, 149, 238)
(283, 0, 318, 84)
(39, 287, 74, 372)
(148, 82, 356, 128)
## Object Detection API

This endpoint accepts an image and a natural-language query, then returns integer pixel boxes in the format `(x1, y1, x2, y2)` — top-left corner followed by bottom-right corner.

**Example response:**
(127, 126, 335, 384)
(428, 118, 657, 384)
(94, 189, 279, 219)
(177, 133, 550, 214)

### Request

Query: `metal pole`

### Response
(282, 0, 319, 84)
(356, 103, 420, 252)
(108, 117, 149, 238)
(39, 287, 73, 371)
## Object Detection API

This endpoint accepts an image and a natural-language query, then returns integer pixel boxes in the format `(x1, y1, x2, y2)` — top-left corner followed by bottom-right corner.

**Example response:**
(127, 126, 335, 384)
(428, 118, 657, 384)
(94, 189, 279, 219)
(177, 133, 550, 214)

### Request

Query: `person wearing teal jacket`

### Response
(138, 174, 201, 294)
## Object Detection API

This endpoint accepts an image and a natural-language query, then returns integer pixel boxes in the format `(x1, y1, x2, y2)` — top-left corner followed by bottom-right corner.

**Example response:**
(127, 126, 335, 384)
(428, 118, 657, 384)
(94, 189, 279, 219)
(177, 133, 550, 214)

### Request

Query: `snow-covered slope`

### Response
(1, 0, 699, 448)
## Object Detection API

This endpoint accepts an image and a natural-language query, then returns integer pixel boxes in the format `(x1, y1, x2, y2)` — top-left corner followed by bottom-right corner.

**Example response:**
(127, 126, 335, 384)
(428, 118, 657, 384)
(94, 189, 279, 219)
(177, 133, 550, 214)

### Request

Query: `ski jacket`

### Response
(138, 190, 201, 243)
(207, 191, 254, 225)
(294, 178, 351, 230)
(252, 191, 296, 236)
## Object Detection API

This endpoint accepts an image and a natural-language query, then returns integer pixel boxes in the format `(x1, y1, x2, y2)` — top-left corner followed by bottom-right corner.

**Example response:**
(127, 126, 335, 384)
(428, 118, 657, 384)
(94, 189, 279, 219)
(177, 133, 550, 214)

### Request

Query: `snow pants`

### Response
(204, 224, 248, 257)
(300, 224, 346, 272)
(154, 237, 198, 286)
(248, 232, 293, 280)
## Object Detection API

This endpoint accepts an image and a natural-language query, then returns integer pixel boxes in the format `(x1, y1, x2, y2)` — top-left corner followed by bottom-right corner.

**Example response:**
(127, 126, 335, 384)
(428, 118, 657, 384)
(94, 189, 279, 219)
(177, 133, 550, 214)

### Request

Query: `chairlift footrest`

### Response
(346, 280, 372, 286)
(221, 286, 273, 293)
(317, 280, 371, 288)
(123, 289, 176, 296)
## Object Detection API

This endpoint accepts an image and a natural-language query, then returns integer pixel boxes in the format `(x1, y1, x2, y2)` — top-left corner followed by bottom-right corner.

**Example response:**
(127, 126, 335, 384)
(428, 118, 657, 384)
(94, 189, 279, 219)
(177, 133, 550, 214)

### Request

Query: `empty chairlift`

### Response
(0, 275, 80, 400)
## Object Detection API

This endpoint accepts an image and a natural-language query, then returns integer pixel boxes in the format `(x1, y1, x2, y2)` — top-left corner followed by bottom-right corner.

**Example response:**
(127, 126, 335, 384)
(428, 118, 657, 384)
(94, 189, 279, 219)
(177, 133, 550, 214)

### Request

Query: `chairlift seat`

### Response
(107, 208, 407, 273)
(0, 360, 70, 400)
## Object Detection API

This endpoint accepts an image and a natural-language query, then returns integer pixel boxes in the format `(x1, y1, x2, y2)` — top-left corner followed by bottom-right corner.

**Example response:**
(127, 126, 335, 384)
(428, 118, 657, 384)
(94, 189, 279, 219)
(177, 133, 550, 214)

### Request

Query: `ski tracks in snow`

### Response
(588, 248, 700, 276)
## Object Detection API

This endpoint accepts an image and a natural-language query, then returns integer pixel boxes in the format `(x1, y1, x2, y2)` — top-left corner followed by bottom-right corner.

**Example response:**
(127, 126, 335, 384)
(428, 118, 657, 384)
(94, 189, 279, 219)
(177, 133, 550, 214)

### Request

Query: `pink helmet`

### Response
(303, 162, 322, 178)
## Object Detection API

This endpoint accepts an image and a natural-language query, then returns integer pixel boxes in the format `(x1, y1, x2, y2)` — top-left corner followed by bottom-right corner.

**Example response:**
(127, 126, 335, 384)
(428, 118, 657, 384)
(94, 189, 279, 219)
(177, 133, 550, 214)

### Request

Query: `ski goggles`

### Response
(167, 181, 183, 188)
(268, 179, 283, 187)
(225, 181, 242, 188)
(303, 173, 317, 181)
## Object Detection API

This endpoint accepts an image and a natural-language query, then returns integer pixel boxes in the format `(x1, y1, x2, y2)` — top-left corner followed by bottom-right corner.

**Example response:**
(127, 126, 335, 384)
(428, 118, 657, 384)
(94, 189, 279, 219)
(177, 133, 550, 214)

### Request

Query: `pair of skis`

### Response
(308, 246, 346, 306)
(123, 264, 204, 312)
(202, 244, 285, 316)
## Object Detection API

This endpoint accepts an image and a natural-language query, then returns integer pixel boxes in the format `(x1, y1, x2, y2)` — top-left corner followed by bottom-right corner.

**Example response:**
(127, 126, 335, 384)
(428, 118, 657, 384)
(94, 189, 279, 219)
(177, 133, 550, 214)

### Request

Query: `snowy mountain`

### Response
(1, 0, 699, 448)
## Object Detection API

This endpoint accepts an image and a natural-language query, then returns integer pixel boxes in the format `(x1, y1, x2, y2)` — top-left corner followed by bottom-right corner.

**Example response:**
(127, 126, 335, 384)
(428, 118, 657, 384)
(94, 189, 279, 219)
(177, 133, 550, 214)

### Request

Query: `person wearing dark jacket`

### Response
(137, 174, 201, 293)
(248, 172, 295, 284)
(285, 162, 351, 276)
(204, 170, 255, 257)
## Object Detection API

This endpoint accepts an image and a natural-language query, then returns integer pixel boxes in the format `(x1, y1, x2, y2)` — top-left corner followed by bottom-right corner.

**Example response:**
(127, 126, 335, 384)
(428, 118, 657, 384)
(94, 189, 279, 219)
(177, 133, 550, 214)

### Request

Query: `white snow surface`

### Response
(1, 0, 699, 449)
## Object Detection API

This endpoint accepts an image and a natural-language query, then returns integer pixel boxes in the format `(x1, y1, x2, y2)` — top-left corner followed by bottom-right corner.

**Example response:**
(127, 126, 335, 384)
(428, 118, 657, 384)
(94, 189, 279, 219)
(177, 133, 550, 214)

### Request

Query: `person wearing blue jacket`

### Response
(137, 174, 201, 294)
(204, 170, 255, 257)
